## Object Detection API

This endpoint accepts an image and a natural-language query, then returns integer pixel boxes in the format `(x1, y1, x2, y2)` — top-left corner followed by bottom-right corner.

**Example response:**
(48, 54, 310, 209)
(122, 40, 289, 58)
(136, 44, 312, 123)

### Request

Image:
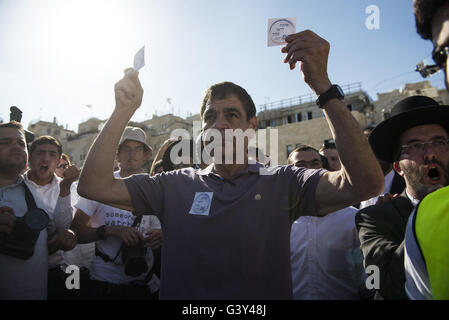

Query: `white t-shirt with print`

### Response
(74, 172, 161, 289)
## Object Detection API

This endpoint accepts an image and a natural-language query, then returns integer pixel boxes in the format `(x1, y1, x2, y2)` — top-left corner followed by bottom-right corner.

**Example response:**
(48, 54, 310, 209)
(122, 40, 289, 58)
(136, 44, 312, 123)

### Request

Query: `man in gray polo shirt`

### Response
(78, 30, 384, 299)
(0, 122, 49, 299)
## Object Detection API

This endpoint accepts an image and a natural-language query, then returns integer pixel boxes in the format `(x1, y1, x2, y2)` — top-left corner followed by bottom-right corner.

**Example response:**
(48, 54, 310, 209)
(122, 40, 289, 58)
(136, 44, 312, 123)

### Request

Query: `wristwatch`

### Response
(96, 225, 107, 240)
(316, 85, 345, 108)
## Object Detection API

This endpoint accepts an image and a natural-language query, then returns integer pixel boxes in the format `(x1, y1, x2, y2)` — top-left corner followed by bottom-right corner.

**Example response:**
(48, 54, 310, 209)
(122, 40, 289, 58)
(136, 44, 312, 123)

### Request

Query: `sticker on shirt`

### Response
(189, 192, 213, 216)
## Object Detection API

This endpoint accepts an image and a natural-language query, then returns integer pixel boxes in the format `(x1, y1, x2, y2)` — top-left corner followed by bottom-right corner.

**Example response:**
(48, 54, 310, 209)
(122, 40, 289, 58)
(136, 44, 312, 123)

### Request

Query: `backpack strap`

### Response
(21, 181, 38, 211)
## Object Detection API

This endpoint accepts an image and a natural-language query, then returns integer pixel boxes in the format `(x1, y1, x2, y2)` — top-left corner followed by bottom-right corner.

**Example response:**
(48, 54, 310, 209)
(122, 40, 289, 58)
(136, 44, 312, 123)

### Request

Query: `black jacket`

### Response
(355, 190, 414, 300)
(389, 171, 406, 195)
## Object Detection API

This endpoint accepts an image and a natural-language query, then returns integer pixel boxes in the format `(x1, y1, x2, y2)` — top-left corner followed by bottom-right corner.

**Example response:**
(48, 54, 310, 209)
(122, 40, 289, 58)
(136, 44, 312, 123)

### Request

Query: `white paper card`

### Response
(189, 192, 213, 216)
(267, 18, 296, 47)
(133, 46, 145, 70)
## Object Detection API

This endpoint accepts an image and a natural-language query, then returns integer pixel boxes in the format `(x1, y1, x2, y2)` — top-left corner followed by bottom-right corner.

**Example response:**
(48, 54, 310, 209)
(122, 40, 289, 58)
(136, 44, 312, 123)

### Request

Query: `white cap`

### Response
(119, 126, 152, 152)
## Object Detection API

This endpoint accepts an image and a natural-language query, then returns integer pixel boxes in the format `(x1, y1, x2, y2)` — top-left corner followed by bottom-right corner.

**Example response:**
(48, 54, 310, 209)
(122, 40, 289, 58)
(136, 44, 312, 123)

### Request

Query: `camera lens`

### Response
(122, 242, 148, 277)
(24, 208, 49, 231)
(125, 257, 148, 277)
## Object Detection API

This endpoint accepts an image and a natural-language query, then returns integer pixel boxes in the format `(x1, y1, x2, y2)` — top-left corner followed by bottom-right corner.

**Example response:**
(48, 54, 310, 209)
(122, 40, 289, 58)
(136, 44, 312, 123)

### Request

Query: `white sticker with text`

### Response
(189, 192, 213, 216)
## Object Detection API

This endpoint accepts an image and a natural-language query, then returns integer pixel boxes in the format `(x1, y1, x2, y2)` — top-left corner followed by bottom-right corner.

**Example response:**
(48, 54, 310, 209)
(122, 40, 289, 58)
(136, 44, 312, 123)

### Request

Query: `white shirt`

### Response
(24, 172, 73, 268)
(0, 176, 48, 299)
(359, 170, 396, 209)
(405, 189, 420, 207)
(63, 181, 95, 269)
(290, 206, 366, 300)
(74, 172, 161, 292)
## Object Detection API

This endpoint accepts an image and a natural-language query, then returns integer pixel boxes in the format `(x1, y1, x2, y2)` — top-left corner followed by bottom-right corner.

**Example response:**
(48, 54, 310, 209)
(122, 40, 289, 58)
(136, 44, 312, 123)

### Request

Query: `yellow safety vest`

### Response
(415, 186, 449, 299)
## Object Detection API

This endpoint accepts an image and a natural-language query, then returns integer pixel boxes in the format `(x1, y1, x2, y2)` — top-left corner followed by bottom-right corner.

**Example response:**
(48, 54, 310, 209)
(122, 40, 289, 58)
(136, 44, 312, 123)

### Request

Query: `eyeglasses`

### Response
(400, 138, 449, 157)
(415, 45, 449, 78)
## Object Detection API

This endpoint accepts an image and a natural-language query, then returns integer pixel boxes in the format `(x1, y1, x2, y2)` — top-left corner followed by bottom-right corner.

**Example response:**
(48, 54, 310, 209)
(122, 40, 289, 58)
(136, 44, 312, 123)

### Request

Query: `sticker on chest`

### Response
(189, 192, 213, 216)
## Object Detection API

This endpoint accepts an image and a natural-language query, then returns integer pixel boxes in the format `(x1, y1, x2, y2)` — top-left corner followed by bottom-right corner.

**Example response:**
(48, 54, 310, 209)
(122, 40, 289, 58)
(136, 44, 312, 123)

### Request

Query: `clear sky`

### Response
(0, 0, 445, 132)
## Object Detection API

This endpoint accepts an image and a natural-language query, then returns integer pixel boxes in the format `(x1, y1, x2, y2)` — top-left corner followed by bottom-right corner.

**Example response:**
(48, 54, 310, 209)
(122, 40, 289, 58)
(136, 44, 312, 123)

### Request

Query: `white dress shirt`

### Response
(24, 172, 73, 268)
(63, 181, 96, 269)
(290, 206, 366, 299)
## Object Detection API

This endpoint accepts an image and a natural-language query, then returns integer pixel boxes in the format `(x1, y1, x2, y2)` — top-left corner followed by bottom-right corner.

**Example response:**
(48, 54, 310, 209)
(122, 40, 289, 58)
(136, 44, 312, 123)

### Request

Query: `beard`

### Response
(0, 156, 27, 177)
(400, 158, 449, 200)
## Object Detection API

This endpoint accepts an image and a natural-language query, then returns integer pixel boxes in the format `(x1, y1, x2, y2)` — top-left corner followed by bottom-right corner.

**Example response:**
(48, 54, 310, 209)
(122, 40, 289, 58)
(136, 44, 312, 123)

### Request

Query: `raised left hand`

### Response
(281, 30, 332, 95)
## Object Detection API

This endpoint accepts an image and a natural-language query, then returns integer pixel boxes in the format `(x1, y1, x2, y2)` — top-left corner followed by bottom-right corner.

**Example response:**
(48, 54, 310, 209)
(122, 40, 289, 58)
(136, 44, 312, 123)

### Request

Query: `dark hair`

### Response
(150, 159, 163, 175)
(0, 121, 26, 138)
(288, 145, 320, 164)
(162, 139, 194, 172)
(319, 139, 336, 152)
(414, 0, 448, 40)
(200, 82, 256, 121)
(29, 135, 62, 156)
(60, 153, 71, 165)
(392, 140, 404, 163)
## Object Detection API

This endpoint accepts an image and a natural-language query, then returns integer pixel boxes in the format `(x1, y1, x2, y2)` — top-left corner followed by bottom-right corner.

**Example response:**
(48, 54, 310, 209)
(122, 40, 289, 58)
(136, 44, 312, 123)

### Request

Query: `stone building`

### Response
(257, 83, 370, 129)
(40, 114, 195, 169)
(27, 80, 449, 169)
(141, 113, 195, 161)
(256, 83, 371, 164)
(372, 80, 449, 123)
(258, 111, 366, 165)
(27, 117, 75, 142)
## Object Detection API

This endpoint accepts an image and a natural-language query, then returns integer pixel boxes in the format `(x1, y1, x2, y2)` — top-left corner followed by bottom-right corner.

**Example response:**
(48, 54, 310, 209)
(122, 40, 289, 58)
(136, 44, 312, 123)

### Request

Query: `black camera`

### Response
(0, 208, 49, 260)
(10, 106, 35, 143)
(322, 138, 336, 149)
(121, 241, 148, 277)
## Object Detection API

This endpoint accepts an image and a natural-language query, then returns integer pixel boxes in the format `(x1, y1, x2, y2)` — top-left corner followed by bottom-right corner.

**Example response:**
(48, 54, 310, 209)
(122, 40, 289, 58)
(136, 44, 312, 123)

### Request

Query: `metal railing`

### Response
(258, 82, 362, 112)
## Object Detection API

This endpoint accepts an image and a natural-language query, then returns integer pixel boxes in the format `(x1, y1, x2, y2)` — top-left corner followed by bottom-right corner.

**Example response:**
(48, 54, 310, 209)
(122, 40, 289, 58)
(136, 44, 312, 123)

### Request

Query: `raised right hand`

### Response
(59, 165, 81, 197)
(114, 68, 144, 114)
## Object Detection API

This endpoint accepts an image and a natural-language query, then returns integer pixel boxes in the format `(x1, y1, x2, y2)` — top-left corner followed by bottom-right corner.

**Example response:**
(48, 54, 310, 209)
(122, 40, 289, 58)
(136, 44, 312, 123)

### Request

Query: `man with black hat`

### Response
(355, 95, 449, 300)
(402, 0, 449, 300)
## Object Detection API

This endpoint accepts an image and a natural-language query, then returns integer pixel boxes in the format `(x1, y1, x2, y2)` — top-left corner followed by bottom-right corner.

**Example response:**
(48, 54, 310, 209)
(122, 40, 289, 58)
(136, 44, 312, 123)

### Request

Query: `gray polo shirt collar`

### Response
(0, 176, 24, 195)
(197, 162, 264, 177)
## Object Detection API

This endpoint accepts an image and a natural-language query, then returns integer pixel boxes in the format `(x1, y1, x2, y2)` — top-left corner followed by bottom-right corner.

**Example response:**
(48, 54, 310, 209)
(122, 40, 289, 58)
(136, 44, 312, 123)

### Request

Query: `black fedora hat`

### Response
(369, 95, 449, 163)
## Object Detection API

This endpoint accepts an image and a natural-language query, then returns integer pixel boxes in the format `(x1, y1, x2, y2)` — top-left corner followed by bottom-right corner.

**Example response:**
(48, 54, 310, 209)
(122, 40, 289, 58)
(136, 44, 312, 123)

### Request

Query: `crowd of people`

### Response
(1, 0, 448, 300)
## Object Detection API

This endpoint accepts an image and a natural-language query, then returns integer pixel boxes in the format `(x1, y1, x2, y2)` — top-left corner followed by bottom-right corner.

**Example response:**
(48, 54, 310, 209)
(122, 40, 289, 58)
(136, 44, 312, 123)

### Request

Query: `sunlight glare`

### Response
(42, 0, 139, 75)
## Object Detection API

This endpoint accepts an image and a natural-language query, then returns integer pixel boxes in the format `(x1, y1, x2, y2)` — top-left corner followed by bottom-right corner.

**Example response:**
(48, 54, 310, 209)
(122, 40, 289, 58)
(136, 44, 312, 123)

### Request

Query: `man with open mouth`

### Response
(403, 0, 449, 300)
(24, 135, 80, 299)
(355, 95, 449, 300)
